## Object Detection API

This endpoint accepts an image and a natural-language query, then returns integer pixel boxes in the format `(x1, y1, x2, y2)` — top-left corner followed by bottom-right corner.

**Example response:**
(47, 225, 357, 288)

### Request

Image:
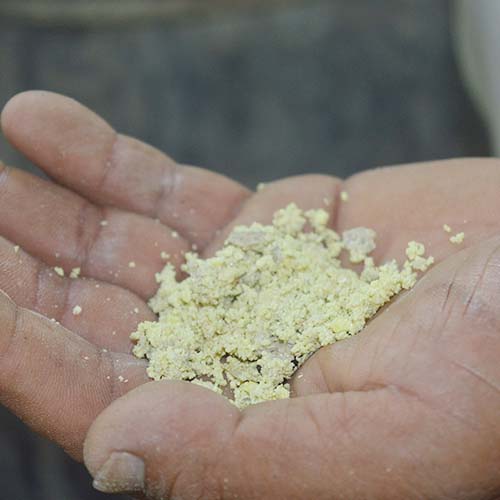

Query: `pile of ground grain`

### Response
(132, 204, 433, 409)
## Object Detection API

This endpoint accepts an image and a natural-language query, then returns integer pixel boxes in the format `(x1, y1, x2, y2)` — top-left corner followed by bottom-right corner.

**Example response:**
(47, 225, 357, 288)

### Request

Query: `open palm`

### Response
(1, 92, 499, 500)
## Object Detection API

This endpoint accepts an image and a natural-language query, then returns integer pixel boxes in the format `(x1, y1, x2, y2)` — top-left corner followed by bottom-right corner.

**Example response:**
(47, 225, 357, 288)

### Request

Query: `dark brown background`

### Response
(0, 1, 490, 499)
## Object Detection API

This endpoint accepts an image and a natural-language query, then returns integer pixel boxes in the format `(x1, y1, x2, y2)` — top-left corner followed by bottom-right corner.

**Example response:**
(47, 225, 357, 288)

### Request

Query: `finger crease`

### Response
(200, 190, 253, 255)
(75, 202, 107, 272)
(152, 164, 177, 221)
(0, 300, 20, 361)
(98, 131, 120, 191)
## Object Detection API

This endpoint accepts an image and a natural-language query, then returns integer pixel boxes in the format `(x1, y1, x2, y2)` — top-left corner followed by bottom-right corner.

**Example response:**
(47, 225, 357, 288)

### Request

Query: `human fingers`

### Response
(1, 91, 251, 250)
(0, 162, 188, 299)
(0, 235, 154, 352)
(0, 290, 149, 461)
(294, 234, 500, 446)
(337, 158, 500, 264)
(84, 379, 500, 499)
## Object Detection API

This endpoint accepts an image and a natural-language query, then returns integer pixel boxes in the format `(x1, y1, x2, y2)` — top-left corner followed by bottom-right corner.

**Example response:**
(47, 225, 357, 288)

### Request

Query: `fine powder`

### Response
(131, 204, 433, 409)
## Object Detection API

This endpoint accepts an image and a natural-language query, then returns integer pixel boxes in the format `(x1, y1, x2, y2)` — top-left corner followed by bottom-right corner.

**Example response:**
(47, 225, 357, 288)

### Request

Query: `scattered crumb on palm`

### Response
(450, 232, 465, 244)
(69, 267, 81, 279)
(340, 191, 349, 202)
(128, 261, 136, 268)
(443, 224, 451, 233)
(54, 267, 65, 277)
(72, 305, 82, 316)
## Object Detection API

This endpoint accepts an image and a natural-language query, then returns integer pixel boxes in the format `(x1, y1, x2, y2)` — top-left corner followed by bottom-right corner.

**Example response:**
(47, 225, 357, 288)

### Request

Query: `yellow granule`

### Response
(54, 267, 65, 277)
(72, 305, 82, 316)
(340, 191, 349, 202)
(69, 267, 81, 279)
(131, 204, 433, 409)
(450, 232, 465, 244)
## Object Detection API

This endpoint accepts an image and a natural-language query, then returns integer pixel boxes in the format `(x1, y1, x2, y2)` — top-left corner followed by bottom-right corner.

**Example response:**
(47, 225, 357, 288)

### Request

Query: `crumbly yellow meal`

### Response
(70, 267, 81, 279)
(340, 191, 349, 202)
(450, 232, 465, 244)
(72, 305, 82, 316)
(132, 204, 433, 409)
(54, 266, 65, 277)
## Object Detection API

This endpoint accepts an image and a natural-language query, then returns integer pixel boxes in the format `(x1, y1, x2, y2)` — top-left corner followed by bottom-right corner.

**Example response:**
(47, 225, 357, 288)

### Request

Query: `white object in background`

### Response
(454, 0, 500, 156)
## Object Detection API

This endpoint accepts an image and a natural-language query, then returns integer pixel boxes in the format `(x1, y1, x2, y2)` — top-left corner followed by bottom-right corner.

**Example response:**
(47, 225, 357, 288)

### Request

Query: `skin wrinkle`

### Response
(275, 399, 292, 456)
(316, 349, 336, 393)
(448, 358, 500, 397)
(201, 185, 254, 256)
(463, 243, 500, 318)
(0, 291, 19, 363)
(58, 276, 76, 325)
(97, 130, 120, 195)
(0, 161, 9, 188)
(32, 259, 47, 317)
(326, 179, 343, 232)
(74, 200, 109, 273)
(153, 162, 192, 246)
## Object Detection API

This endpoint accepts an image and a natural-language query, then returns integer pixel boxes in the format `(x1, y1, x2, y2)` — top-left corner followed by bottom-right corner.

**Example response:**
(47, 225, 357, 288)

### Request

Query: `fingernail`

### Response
(92, 451, 145, 494)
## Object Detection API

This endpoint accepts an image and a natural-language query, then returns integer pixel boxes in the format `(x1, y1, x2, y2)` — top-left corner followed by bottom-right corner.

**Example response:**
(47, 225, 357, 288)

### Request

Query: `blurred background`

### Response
(0, 0, 496, 499)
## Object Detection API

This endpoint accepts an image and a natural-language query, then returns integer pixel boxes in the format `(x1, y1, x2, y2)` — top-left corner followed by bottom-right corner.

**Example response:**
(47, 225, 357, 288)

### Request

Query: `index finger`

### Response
(1, 91, 251, 249)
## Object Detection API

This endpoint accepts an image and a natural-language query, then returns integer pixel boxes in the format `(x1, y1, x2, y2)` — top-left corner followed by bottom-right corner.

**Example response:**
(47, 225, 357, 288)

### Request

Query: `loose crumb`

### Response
(118, 375, 125, 382)
(54, 267, 65, 277)
(132, 203, 433, 409)
(160, 251, 170, 260)
(450, 232, 465, 244)
(133, 307, 140, 314)
(72, 305, 82, 316)
(69, 267, 81, 279)
(100, 220, 109, 227)
(128, 261, 136, 268)
(443, 224, 452, 233)
(13, 245, 20, 254)
(340, 191, 349, 202)
(171, 231, 179, 239)
(257, 182, 267, 192)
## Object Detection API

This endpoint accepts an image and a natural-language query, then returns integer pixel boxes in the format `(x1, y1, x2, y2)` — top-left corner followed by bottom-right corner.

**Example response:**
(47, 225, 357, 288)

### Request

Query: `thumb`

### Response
(83, 380, 240, 498)
(82, 377, 459, 500)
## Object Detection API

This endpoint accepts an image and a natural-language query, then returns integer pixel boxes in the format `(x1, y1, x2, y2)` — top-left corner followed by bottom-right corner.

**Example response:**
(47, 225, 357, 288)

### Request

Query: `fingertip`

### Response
(2, 90, 58, 129)
(83, 380, 240, 489)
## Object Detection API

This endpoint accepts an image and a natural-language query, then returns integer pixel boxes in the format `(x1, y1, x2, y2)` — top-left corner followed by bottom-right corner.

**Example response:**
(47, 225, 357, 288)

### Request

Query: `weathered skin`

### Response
(0, 91, 499, 499)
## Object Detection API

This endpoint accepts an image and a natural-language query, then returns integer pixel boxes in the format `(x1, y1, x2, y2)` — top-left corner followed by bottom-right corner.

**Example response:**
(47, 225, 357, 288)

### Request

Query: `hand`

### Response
(0, 91, 499, 500)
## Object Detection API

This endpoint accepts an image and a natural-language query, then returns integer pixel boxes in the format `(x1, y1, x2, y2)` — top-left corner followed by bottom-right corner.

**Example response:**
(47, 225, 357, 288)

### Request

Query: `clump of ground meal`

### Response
(131, 204, 433, 409)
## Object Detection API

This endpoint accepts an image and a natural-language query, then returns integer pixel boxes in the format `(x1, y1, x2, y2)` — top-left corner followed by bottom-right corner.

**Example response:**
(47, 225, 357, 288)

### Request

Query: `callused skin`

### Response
(0, 91, 499, 499)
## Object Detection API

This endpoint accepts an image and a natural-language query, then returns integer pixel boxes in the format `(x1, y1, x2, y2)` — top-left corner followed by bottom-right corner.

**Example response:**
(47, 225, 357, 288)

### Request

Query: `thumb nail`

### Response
(92, 451, 145, 494)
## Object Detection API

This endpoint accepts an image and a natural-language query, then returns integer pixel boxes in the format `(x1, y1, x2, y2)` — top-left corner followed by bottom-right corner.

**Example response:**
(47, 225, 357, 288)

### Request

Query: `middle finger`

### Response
(0, 163, 190, 299)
